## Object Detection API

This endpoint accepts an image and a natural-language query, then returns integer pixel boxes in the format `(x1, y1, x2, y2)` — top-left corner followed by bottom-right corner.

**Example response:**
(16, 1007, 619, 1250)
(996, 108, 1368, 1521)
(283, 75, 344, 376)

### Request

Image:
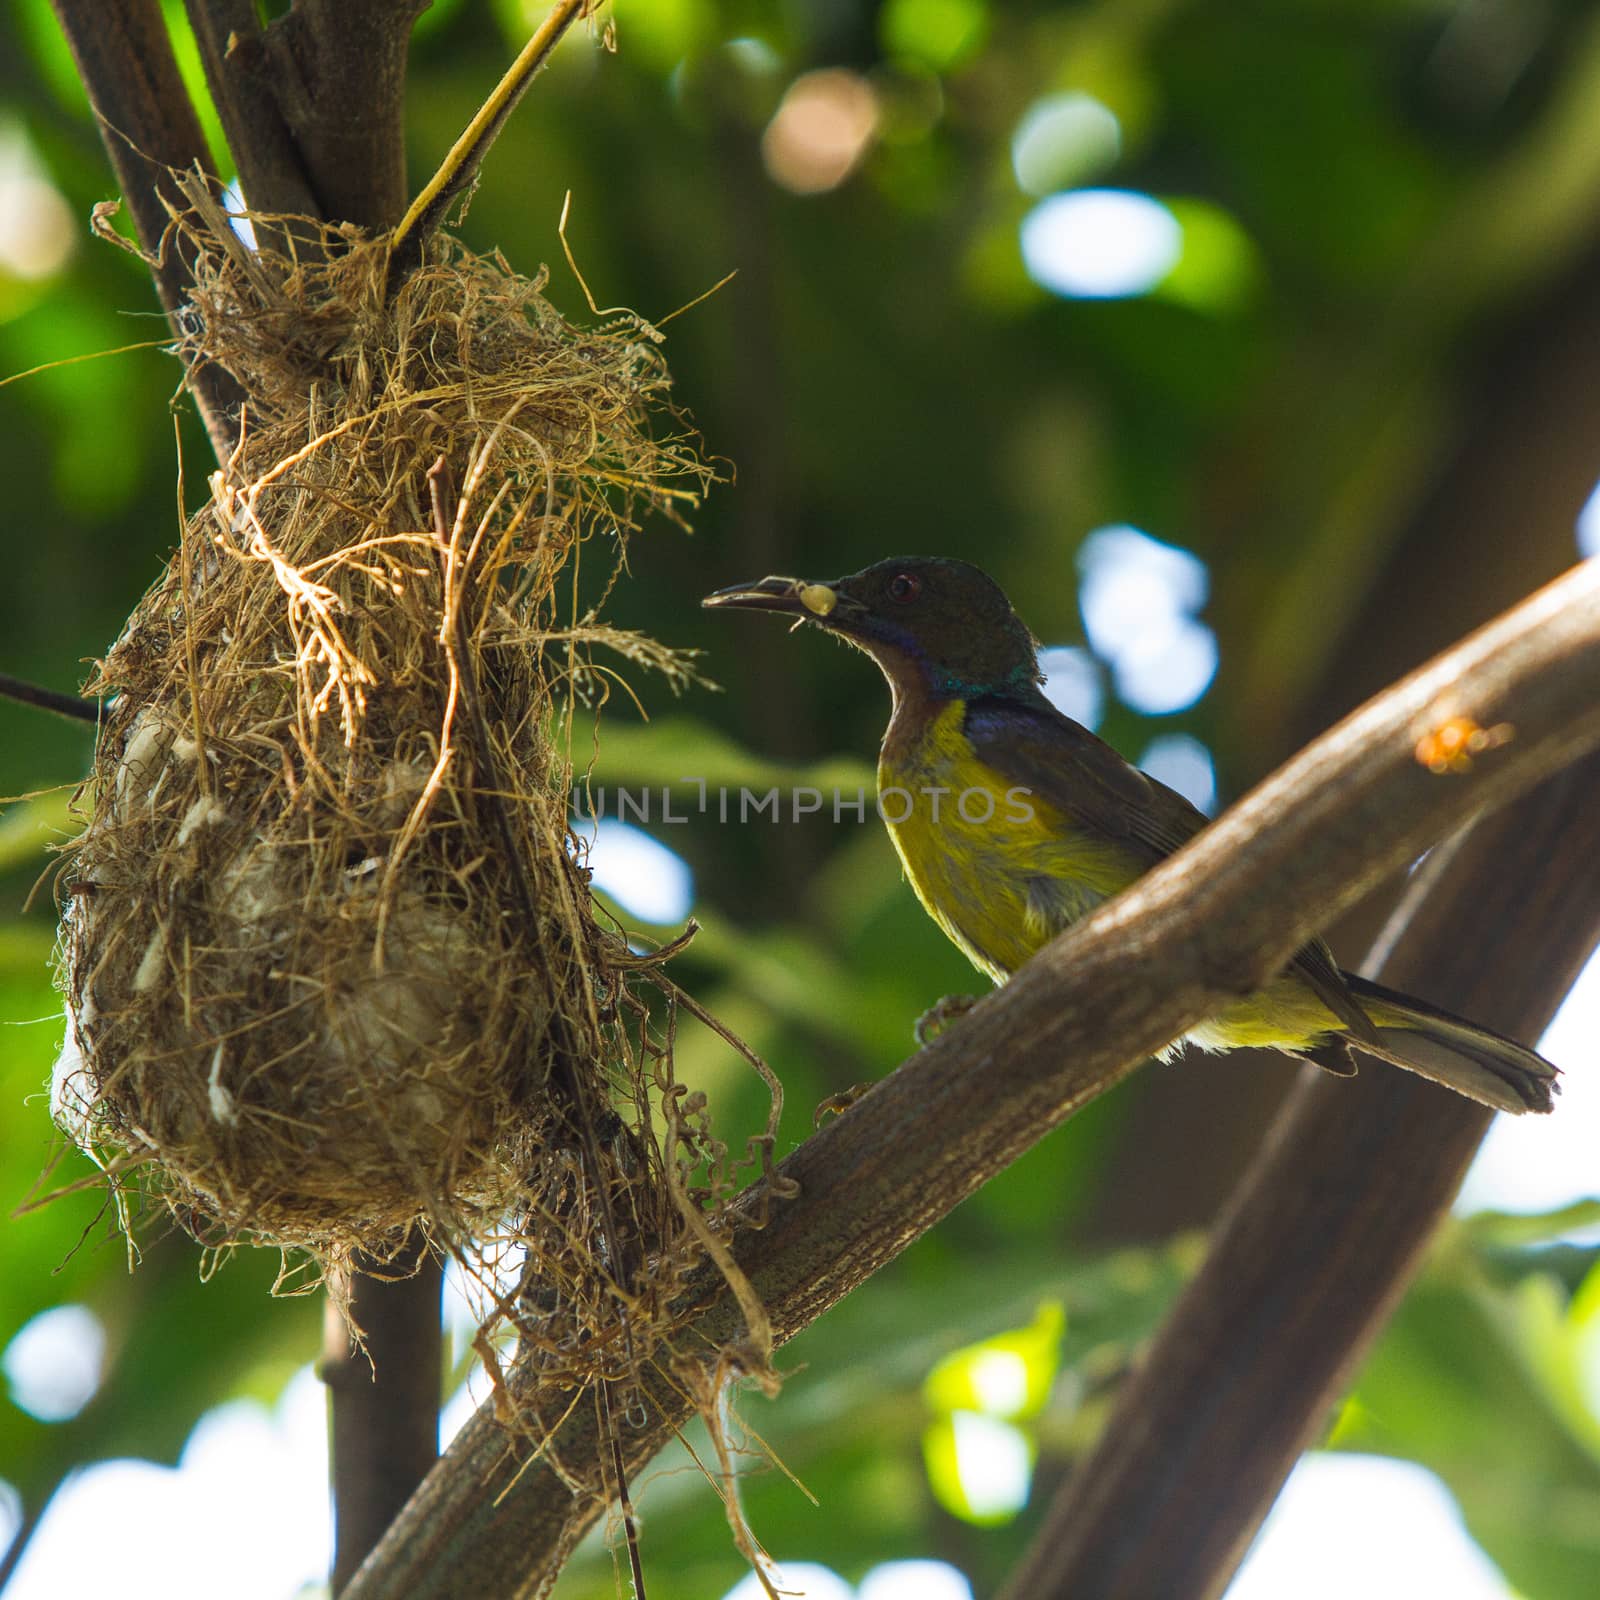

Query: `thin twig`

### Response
(387, 0, 594, 293)
(600, 1377, 649, 1600)
(0, 674, 101, 725)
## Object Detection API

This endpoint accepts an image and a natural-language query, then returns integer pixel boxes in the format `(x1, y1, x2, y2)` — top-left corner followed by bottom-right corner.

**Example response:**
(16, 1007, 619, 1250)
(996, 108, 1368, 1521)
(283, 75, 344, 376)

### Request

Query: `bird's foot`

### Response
(914, 993, 977, 1047)
(814, 1081, 875, 1129)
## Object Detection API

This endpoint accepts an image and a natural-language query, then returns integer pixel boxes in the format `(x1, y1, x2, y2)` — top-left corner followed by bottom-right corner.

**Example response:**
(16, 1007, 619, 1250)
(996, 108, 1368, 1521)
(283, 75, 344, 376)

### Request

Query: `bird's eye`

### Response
(887, 572, 921, 604)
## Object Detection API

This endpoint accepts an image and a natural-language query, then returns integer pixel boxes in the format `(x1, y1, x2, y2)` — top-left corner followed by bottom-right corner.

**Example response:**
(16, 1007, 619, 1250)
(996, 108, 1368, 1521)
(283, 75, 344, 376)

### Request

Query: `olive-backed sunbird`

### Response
(704, 556, 1557, 1115)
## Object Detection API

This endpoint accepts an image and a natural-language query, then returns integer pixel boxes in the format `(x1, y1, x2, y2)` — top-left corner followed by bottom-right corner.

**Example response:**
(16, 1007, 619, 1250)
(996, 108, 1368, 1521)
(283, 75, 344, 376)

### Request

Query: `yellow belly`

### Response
(1180, 978, 1353, 1055)
(879, 702, 1141, 983)
(881, 702, 1359, 1058)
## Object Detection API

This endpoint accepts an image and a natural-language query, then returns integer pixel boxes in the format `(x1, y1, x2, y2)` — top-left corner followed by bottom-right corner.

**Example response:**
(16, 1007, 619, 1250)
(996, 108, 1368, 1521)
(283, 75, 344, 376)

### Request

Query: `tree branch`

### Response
(387, 0, 590, 289)
(181, 1, 322, 230)
(49, 0, 244, 458)
(252, 0, 426, 234)
(323, 1239, 446, 1594)
(998, 749, 1600, 1600)
(1091, 222, 1600, 1247)
(0, 673, 101, 724)
(341, 560, 1600, 1599)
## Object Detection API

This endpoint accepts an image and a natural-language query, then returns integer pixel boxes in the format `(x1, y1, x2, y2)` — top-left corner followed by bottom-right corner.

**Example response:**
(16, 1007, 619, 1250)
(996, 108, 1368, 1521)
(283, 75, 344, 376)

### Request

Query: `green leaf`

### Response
(923, 1300, 1065, 1420)
(921, 1410, 1033, 1526)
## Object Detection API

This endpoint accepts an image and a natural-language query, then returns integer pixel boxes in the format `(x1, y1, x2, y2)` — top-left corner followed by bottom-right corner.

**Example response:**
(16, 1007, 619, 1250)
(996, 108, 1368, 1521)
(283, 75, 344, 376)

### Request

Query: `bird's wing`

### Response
(962, 696, 1208, 866)
(965, 696, 1379, 1043)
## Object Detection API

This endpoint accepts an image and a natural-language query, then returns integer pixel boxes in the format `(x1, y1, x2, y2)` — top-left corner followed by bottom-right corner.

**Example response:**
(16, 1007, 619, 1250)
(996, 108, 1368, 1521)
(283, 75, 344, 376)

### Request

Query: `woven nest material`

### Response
(47, 192, 767, 1380)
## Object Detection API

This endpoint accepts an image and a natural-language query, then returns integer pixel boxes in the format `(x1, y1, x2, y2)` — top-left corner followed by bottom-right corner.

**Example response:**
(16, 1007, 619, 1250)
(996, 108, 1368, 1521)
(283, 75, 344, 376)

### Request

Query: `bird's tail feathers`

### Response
(1342, 974, 1559, 1115)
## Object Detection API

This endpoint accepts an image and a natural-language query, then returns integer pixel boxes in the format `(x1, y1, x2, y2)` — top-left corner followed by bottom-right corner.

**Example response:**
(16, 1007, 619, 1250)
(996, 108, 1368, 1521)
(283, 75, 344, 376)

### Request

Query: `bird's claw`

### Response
(914, 993, 977, 1047)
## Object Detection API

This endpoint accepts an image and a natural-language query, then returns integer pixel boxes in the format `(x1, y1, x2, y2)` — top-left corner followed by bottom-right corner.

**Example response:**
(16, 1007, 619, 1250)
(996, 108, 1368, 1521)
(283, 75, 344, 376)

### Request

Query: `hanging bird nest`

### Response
(47, 183, 777, 1391)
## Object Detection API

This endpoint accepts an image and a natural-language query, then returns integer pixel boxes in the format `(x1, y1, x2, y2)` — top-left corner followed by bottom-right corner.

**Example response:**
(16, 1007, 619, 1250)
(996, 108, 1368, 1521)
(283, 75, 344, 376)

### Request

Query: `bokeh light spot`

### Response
(1039, 645, 1104, 729)
(1158, 198, 1261, 312)
(0, 1479, 20, 1550)
(221, 179, 257, 251)
(1020, 189, 1180, 300)
(1227, 1454, 1513, 1599)
(1078, 526, 1216, 714)
(721, 1563, 853, 1600)
(1456, 942, 1600, 1226)
(859, 1560, 975, 1600)
(0, 121, 75, 282)
(440, 1251, 523, 1449)
(880, 0, 989, 74)
(1011, 93, 1122, 197)
(1139, 733, 1218, 815)
(1576, 1260, 1600, 1423)
(1577, 473, 1600, 560)
(6, 1367, 332, 1598)
(762, 70, 879, 195)
(725, 36, 781, 77)
(3, 1304, 106, 1422)
(924, 1301, 1063, 1422)
(966, 1349, 1029, 1416)
(950, 1410, 1032, 1520)
(1078, 525, 1209, 616)
(581, 819, 693, 925)
(1111, 618, 1218, 715)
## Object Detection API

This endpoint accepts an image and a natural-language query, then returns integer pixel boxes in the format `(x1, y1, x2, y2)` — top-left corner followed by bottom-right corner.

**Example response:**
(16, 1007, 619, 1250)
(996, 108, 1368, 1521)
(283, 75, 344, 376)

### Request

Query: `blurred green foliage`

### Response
(2, 0, 1599, 1596)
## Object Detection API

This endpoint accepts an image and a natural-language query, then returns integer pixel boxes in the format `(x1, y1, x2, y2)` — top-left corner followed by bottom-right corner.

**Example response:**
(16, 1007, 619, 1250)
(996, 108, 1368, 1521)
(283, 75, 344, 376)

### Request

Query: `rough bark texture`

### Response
(182, 0, 322, 225)
(185, 0, 427, 234)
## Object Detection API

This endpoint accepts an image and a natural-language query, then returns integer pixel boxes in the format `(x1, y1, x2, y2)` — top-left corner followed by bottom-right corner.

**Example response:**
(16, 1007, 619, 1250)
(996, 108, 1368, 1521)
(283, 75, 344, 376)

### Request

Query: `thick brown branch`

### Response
(342, 559, 1600, 1600)
(1094, 223, 1600, 1247)
(186, 0, 425, 236)
(261, 0, 424, 232)
(1000, 750, 1600, 1600)
(182, 0, 323, 232)
(261, 0, 427, 232)
(323, 1239, 445, 1594)
(50, 0, 244, 457)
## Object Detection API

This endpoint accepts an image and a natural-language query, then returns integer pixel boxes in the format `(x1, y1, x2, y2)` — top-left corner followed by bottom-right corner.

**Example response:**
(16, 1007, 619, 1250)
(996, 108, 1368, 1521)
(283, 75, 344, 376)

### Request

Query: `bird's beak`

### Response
(702, 574, 857, 623)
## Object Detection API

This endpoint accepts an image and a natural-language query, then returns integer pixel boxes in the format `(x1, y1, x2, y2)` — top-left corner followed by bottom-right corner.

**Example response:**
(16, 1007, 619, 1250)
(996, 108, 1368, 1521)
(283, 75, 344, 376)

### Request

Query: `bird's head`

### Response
(703, 556, 1042, 702)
